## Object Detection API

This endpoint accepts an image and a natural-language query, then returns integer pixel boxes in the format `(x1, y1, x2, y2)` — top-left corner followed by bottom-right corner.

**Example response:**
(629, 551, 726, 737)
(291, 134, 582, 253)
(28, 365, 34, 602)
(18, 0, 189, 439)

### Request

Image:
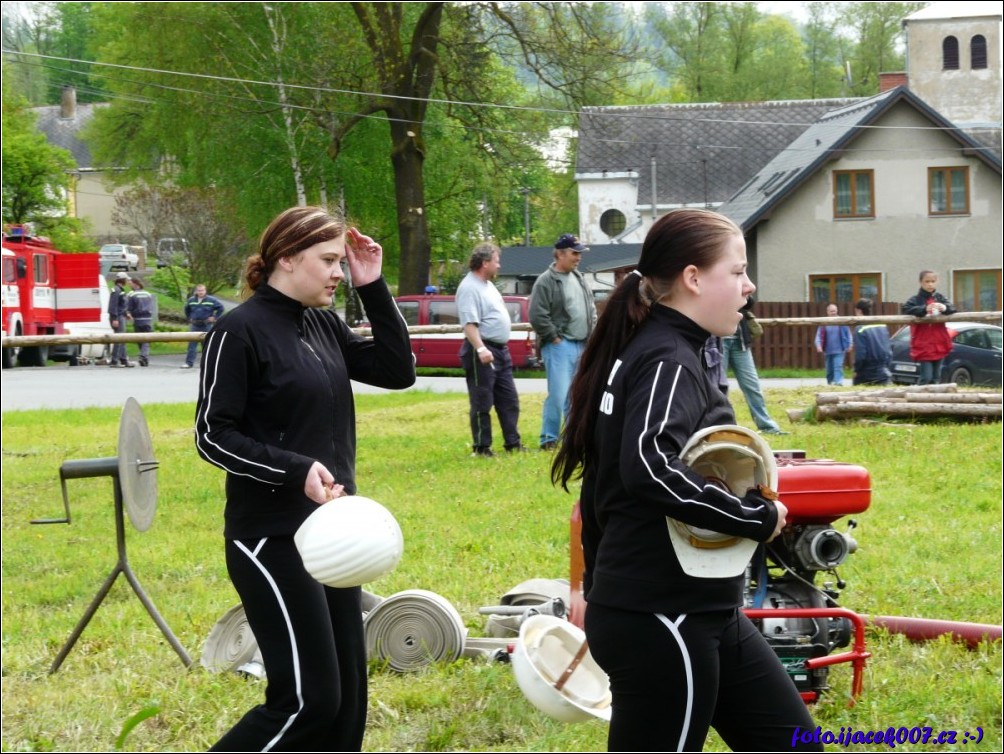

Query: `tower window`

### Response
(943, 36, 959, 70)
(972, 35, 987, 69)
(600, 209, 627, 238)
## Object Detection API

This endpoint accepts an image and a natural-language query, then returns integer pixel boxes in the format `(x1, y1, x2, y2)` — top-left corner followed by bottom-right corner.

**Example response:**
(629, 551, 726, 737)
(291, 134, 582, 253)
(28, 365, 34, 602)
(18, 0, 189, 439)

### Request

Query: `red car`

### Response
(394, 294, 539, 369)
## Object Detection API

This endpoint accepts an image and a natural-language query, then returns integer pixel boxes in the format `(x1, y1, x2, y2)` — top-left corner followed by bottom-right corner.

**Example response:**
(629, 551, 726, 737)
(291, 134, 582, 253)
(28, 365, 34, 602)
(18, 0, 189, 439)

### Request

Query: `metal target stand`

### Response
(33, 397, 192, 673)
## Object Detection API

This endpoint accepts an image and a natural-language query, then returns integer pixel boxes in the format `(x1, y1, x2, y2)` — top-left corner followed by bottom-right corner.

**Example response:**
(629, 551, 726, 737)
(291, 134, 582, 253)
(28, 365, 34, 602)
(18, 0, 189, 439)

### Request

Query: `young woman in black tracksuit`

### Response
(553, 209, 820, 752)
(195, 206, 415, 751)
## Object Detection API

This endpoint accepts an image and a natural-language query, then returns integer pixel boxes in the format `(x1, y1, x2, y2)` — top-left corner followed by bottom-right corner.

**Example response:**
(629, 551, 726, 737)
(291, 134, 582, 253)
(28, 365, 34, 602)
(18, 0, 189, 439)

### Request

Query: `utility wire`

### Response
(6, 49, 999, 136)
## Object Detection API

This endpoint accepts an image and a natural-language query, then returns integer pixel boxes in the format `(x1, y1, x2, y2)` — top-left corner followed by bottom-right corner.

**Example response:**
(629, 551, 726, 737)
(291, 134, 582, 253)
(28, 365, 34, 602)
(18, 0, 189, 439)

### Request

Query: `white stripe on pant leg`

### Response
(656, 613, 693, 753)
(235, 539, 304, 752)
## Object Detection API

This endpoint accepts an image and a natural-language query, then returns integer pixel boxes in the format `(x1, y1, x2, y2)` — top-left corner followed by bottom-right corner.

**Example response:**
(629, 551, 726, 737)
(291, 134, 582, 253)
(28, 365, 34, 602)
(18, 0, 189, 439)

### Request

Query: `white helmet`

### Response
(511, 614, 612, 723)
(667, 425, 779, 578)
(294, 495, 403, 588)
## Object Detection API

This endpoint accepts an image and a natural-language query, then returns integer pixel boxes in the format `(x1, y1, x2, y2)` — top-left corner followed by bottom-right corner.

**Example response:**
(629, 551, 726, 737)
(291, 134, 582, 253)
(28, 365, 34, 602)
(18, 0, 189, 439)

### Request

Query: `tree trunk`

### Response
(390, 117, 433, 294)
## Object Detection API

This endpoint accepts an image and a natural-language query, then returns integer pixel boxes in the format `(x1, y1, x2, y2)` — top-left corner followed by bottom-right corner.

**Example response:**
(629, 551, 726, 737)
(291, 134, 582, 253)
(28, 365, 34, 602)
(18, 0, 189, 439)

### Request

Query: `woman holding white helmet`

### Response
(195, 206, 415, 751)
(552, 209, 820, 752)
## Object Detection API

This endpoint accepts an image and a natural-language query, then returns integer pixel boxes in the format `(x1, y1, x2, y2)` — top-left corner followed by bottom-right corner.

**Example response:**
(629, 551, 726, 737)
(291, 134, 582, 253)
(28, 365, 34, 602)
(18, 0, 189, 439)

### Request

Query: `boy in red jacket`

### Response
(901, 270, 956, 385)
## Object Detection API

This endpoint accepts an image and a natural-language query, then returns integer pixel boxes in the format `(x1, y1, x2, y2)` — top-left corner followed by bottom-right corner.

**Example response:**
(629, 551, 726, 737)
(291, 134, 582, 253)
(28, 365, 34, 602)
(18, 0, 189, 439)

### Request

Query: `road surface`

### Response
(1, 352, 826, 412)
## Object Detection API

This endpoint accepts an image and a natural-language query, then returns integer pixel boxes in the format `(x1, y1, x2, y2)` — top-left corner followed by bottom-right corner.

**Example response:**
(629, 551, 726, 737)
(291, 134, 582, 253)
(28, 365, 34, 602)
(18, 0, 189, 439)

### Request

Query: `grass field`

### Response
(1, 388, 1001, 751)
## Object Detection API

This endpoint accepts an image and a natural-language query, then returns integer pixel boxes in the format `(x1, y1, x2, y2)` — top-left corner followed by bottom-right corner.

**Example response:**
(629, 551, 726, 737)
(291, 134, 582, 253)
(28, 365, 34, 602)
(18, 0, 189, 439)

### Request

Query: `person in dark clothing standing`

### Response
(195, 206, 415, 752)
(552, 208, 819, 753)
(852, 298, 892, 385)
(182, 283, 224, 368)
(127, 277, 155, 366)
(108, 272, 134, 367)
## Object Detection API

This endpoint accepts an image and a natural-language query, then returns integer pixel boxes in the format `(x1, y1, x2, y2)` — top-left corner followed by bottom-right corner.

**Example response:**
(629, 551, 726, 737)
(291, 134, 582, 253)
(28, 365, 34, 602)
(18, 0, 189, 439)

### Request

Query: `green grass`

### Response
(1, 389, 1001, 751)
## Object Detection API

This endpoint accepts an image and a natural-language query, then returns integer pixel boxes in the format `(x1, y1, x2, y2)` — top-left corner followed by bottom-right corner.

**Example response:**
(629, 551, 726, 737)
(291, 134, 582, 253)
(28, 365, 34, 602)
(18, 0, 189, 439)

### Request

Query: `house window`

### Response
(954, 269, 1002, 311)
(971, 35, 987, 69)
(809, 274, 881, 305)
(929, 167, 969, 215)
(943, 36, 960, 69)
(833, 170, 874, 218)
(600, 209, 626, 237)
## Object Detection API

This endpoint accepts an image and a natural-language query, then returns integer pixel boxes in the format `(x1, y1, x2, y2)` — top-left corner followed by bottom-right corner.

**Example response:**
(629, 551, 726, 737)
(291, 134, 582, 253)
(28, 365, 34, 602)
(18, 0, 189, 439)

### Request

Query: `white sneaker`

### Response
(180, 363, 193, 369)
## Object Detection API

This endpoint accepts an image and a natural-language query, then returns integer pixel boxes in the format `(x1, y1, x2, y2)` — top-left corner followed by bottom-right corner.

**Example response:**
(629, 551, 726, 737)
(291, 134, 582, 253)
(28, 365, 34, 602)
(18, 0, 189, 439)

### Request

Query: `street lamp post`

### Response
(519, 187, 532, 246)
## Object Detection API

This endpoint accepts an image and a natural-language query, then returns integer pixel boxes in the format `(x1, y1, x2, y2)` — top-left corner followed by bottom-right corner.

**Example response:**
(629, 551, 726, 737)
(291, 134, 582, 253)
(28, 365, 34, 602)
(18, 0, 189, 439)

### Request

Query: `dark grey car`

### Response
(889, 322, 1002, 386)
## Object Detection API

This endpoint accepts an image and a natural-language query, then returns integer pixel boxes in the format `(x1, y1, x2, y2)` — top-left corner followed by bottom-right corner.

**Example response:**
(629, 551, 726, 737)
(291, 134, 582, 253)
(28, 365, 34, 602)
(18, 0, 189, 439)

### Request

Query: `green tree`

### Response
(1, 78, 76, 223)
(837, 2, 927, 95)
(802, 2, 849, 98)
(85, 2, 639, 293)
(111, 185, 248, 294)
(646, 1, 813, 102)
(2, 2, 100, 105)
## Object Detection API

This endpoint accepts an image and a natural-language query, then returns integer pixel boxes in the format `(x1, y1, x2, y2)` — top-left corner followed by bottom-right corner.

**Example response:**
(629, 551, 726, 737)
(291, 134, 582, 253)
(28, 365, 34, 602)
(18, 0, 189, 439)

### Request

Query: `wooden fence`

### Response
(5, 303, 1000, 373)
(749, 301, 903, 370)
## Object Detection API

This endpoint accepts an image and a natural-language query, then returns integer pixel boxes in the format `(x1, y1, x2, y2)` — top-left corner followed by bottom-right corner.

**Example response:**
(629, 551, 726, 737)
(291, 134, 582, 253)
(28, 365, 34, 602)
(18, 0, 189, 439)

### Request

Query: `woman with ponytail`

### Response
(552, 209, 819, 752)
(195, 206, 415, 751)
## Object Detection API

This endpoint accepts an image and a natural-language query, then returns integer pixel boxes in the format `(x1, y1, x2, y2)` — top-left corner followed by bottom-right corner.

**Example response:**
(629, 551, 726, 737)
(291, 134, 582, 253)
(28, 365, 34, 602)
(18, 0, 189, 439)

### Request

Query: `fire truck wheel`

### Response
(18, 345, 48, 367)
(2, 346, 17, 369)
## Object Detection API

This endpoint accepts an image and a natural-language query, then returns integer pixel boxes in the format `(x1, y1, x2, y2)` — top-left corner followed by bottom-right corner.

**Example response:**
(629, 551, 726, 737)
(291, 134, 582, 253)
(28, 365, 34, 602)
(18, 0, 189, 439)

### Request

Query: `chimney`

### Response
(879, 72, 908, 92)
(60, 86, 77, 119)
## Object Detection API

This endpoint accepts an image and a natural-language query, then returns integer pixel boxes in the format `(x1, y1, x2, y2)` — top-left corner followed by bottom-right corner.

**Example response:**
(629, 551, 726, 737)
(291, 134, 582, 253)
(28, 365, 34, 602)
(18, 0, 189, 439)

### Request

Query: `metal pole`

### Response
(520, 187, 531, 246)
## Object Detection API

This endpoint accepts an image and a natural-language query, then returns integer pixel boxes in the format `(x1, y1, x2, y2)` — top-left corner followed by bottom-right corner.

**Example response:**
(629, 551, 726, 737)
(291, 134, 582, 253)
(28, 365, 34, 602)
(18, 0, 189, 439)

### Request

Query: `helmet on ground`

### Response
(511, 614, 612, 723)
(668, 425, 779, 578)
(294, 495, 403, 588)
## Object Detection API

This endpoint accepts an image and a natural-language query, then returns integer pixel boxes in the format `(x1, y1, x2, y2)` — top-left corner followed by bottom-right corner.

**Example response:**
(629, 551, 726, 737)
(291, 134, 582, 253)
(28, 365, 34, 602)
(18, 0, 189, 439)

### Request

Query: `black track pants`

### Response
(210, 537, 367, 752)
(585, 603, 822, 752)
(460, 342, 521, 450)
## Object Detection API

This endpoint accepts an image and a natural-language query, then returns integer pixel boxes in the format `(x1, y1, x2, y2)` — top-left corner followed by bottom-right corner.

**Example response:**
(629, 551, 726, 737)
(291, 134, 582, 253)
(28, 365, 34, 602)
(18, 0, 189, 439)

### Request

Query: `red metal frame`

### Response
(743, 606, 871, 704)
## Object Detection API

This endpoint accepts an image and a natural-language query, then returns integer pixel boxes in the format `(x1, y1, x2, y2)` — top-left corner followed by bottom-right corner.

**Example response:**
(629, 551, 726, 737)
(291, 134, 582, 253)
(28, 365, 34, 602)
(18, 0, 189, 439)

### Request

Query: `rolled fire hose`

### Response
(203, 590, 386, 678)
(363, 589, 468, 672)
(200, 603, 259, 673)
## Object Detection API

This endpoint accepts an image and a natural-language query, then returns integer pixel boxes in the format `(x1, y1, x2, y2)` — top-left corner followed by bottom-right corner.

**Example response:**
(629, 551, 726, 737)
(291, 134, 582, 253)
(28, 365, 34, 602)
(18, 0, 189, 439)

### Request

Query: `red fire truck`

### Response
(2, 226, 104, 368)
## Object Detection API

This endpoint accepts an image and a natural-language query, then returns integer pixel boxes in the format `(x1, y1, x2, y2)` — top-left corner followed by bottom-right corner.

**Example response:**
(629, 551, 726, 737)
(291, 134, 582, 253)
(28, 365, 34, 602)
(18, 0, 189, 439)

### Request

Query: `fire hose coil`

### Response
(364, 589, 467, 672)
(201, 603, 258, 673)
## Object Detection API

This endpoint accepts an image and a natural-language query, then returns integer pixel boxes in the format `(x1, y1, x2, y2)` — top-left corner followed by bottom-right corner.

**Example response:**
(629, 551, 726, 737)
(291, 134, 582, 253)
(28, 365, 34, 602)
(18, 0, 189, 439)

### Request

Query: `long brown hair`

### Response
(241, 206, 347, 298)
(551, 208, 742, 490)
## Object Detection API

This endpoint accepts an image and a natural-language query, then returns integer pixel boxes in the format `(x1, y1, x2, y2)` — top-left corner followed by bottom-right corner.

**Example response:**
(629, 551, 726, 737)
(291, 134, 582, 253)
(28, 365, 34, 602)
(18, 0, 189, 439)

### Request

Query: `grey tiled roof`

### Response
(31, 102, 104, 169)
(500, 244, 643, 279)
(718, 86, 1003, 231)
(576, 98, 862, 207)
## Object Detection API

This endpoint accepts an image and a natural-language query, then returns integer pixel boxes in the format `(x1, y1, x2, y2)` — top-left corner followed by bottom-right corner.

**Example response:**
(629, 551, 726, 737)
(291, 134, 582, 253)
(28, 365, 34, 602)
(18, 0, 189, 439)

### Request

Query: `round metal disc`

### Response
(118, 397, 158, 531)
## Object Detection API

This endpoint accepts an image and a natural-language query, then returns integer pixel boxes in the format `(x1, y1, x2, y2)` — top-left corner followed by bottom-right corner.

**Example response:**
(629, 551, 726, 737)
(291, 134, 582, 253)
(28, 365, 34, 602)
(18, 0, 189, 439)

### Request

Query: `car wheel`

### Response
(948, 366, 972, 387)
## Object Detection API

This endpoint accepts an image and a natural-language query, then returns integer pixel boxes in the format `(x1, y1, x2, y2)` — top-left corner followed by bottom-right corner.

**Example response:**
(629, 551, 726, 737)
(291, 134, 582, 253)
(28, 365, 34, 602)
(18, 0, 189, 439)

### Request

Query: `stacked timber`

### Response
(806, 384, 1002, 422)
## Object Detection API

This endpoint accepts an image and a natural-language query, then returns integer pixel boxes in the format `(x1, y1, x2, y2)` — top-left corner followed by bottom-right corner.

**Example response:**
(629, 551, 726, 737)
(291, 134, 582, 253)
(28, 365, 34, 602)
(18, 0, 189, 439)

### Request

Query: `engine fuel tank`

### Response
(775, 458, 870, 524)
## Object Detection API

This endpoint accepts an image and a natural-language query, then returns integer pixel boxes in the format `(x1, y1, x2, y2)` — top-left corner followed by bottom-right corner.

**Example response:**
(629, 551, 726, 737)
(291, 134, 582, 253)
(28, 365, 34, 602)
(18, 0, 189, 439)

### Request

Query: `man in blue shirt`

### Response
(814, 304, 853, 385)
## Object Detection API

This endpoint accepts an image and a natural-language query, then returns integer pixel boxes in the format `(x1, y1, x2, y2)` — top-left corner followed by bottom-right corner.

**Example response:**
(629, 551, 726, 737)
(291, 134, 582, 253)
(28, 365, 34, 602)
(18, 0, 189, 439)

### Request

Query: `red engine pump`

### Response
(569, 452, 872, 703)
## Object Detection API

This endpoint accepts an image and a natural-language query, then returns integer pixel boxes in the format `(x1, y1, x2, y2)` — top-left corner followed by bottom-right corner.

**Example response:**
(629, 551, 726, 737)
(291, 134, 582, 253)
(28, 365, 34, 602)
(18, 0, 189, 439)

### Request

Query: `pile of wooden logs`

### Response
(791, 384, 1002, 422)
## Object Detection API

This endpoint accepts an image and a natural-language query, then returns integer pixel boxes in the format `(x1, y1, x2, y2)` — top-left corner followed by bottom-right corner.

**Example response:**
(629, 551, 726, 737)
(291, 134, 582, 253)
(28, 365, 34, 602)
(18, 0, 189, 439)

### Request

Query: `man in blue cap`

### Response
(529, 234, 597, 450)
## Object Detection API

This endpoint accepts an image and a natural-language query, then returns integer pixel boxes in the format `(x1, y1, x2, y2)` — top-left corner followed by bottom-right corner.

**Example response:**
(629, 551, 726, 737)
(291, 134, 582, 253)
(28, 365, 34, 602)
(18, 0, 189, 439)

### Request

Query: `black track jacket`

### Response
(580, 306, 779, 614)
(195, 280, 415, 539)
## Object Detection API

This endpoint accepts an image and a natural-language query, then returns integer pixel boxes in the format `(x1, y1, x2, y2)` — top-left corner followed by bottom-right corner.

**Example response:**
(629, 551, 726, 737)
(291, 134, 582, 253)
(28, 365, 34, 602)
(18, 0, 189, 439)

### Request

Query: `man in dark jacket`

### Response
(529, 234, 597, 450)
(108, 272, 134, 367)
(182, 283, 225, 369)
(127, 277, 155, 367)
(852, 298, 892, 385)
